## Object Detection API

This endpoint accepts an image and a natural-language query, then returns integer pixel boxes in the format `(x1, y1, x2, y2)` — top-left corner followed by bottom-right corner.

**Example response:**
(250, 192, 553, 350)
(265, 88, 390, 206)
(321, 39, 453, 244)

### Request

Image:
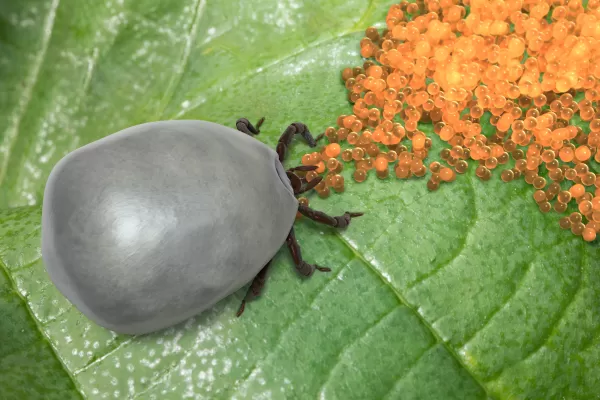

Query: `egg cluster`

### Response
(300, 0, 600, 242)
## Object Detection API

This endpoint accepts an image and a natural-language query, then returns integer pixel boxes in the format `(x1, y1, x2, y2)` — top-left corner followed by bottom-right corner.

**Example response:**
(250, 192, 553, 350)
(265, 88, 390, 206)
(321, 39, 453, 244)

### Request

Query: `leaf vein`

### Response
(0, 0, 61, 185)
(405, 174, 477, 289)
(405, 188, 477, 289)
(459, 257, 535, 349)
(380, 344, 438, 400)
(73, 337, 135, 376)
(459, 235, 578, 349)
(333, 231, 493, 399)
(487, 245, 585, 382)
(316, 305, 401, 397)
(351, 0, 376, 31)
(6, 258, 40, 273)
(579, 328, 600, 354)
(157, 0, 207, 119)
(169, 27, 374, 120)
(227, 258, 354, 398)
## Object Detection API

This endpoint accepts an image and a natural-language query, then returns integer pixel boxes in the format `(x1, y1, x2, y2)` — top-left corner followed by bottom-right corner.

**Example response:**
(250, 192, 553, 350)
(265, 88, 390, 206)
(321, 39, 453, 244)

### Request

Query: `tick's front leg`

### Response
(297, 205, 363, 229)
(285, 165, 323, 195)
(294, 176, 323, 195)
(276, 123, 324, 162)
(286, 227, 330, 276)
(236, 260, 272, 317)
(236, 117, 265, 136)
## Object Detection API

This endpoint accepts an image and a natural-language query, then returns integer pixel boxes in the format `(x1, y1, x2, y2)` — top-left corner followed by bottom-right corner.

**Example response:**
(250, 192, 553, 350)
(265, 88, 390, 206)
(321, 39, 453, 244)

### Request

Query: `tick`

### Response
(41, 118, 363, 335)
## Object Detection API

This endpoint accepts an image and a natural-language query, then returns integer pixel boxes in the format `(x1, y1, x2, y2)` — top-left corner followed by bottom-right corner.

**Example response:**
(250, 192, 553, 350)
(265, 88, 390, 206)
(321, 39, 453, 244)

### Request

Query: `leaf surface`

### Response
(0, 0, 599, 399)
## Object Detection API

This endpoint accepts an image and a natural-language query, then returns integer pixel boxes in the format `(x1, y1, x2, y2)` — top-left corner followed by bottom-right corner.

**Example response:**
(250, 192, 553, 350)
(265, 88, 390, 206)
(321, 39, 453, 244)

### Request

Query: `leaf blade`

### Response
(0, 207, 82, 400)
(1, 0, 600, 399)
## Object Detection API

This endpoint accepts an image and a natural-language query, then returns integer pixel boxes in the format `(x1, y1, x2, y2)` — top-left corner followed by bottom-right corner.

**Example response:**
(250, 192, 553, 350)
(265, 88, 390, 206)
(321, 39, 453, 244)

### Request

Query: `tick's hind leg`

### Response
(286, 227, 330, 277)
(236, 260, 272, 317)
(236, 117, 265, 136)
(297, 205, 363, 229)
(277, 123, 324, 162)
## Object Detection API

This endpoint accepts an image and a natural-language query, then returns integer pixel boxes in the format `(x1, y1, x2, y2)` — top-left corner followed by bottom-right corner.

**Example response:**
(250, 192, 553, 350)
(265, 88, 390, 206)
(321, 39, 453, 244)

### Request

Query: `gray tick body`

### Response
(41, 118, 362, 335)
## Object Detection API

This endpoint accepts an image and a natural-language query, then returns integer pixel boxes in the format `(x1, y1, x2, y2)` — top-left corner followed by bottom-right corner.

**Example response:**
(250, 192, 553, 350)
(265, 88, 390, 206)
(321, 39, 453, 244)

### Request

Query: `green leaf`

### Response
(1, 0, 599, 399)
(0, 207, 82, 400)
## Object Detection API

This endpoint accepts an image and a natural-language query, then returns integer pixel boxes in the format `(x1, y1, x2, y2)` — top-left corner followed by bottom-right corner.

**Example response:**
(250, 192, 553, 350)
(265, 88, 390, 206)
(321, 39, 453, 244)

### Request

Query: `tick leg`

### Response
(287, 165, 318, 173)
(236, 117, 265, 136)
(286, 227, 330, 277)
(236, 260, 272, 317)
(286, 171, 303, 194)
(294, 176, 323, 195)
(297, 205, 363, 229)
(276, 123, 324, 162)
(286, 165, 321, 195)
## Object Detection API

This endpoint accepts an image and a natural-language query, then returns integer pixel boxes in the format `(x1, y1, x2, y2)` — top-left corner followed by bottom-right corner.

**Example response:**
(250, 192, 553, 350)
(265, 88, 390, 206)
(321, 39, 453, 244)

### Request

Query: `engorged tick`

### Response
(41, 118, 363, 335)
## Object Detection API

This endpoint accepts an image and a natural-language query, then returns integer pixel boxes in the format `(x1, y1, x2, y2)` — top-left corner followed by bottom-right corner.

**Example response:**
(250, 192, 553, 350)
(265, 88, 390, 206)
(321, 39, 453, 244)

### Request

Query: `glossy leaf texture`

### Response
(1, 0, 599, 399)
